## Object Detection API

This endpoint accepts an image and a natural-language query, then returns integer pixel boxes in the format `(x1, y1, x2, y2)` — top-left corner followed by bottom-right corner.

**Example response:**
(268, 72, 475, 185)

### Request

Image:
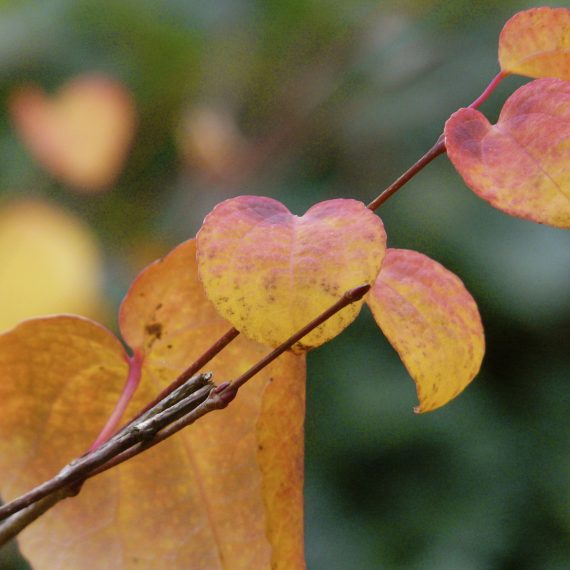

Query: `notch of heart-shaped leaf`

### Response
(10, 75, 136, 192)
(197, 196, 387, 351)
(0, 239, 306, 569)
(499, 7, 570, 81)
(367, 249, 484, 413)
(445, 78, 570, 228)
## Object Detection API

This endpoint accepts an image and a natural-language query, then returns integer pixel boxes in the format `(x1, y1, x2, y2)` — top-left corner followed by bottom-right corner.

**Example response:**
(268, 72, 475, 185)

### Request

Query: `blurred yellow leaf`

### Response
(367, 249, 484, 413)
(10, 75, 136, 192)
(0, 239, 306, 569)
(197, 196, 386, 351)
(0, 200, 103, 332)
(499, 7, 570, 81)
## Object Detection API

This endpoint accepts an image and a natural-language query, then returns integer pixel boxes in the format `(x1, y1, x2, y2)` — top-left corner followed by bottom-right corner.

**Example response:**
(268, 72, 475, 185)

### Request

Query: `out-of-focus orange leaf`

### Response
(0, 239, 306, 569)
(367, 249, 484, 413)
(10, 75, 136, 192)
(445, 78, 570, 228)
(197, 196, 386, 351)
(0, 200, 104, 332)
(499, 7, 570, 81)
(179, 105, 248, 182)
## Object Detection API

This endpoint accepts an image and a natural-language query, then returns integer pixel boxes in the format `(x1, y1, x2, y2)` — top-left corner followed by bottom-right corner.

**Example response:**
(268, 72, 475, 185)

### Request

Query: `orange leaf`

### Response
(367, 249, 484, 413)
(10, 75, 136, 192)
(0, 240, 306, 569)
(445, 78, 570, 228)
(499, 7, 570, 81)
(0, 200, 104, 332)
(197, 196, 386, 351)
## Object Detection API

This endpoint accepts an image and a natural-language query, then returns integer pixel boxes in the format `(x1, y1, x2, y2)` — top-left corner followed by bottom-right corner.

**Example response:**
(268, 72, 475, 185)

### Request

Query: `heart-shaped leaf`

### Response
(445, 78, 570, 228)
(367, 249, 484, 413)
(0, 239, 306, 569)
(10, 75, 136, 192)
(499, 7, 570, 81)
(197, 196, 386, 351)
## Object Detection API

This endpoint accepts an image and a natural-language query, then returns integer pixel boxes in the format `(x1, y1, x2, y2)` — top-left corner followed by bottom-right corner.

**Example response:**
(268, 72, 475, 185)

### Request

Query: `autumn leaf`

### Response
(0, 239, 306, 569)
(445, 77, 570, 228)
(367, 249, 484, 413)
(0, 200, 104, 332)
(10, 75, 136, 192)
(499, 7, 570, 81)
(179, 105, 248, 182)
(197, 196, 386, 351)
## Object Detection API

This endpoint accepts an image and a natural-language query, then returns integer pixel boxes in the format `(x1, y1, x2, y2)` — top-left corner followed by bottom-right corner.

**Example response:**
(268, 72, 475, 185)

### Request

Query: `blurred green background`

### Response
(1, 0, 569, 568)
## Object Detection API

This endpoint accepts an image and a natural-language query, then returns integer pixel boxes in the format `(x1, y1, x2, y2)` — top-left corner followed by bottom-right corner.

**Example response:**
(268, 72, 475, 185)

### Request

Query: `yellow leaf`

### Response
(499, 7, 570, 81)
(10, 75, 136, 192)
(197, 196, 386, 351)
(0, 200, 104, 332)
(367, 249, 484, 413)
(0, 240, 306, 569)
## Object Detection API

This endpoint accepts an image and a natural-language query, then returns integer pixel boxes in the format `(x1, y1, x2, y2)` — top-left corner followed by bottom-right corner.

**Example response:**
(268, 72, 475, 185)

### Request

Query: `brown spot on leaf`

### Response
(145, 322, 163, 339)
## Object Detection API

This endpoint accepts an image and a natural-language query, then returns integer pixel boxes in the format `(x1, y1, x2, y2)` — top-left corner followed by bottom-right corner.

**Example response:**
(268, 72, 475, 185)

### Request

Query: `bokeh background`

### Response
(1, 0, 569, 568)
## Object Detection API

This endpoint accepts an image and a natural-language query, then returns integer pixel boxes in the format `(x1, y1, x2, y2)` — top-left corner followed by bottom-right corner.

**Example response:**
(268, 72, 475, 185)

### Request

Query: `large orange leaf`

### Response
(499, 7, 570, 81)
(445, 78, 570, 228)
(10, 75, 136, 192)
(197, 196, 386, 351)
(0, 239, 306, 569)
(367, 249, 484, 413)
(0, 200, 104, 332)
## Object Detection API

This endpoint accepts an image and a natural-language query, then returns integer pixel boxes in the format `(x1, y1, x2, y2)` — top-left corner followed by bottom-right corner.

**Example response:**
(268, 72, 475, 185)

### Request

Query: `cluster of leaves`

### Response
(0, 6, 569, 569)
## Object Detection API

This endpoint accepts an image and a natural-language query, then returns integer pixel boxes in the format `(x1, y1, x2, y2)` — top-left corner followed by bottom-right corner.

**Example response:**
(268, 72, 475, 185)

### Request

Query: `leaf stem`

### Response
(89, 350, 144, 451)
(468, 70, 509, 109)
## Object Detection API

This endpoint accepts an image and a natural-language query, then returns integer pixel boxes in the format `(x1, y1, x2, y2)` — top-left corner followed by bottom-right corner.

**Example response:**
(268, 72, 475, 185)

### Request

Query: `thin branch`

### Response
(365, 71, 509, 211)
(366, 134, 446, 211)
(0, 373, 213, 524)
(230, 283, 371, 393)
(0, 488, 75, 546)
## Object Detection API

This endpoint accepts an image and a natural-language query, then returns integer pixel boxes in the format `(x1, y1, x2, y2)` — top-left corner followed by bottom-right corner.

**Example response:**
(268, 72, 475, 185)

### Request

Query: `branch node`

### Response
(210, 383, 237, 408)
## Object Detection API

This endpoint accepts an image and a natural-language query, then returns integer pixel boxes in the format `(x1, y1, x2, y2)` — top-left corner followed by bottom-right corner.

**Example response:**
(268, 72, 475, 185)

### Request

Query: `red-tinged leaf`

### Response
(0, 239, 306, 569)
(499, 7, 570, 81)
(0, 200, 104, 332)
(367, 249, 484, 413)
(197, 196, 386, 351)
(10, 75, 136, 192)
(445, 78, 570, 228)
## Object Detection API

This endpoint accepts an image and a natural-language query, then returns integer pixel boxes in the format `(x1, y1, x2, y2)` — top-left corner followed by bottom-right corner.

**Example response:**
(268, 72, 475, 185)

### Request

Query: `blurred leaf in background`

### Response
(10, 75, 136, 192)
(0, 199, 104, 332)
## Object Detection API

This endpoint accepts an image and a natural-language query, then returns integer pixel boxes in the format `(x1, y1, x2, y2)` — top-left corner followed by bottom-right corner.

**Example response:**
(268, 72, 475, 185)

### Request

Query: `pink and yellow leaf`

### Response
(367, 249, 484, 413)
